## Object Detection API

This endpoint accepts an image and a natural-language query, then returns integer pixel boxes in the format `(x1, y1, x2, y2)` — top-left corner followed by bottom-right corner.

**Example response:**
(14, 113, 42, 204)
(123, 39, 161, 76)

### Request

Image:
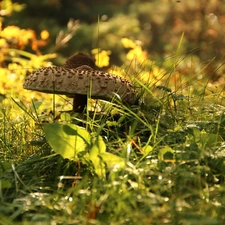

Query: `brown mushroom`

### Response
(23, 53, 136, 112)
(64, 52, 96, 69)
(60, 52, 97, 111)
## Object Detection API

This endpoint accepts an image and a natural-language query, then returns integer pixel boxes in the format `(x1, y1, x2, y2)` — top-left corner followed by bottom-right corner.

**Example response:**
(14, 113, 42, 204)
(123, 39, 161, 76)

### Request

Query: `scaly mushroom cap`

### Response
(23, 66, 137, 104)
(64, 52, 96, 69)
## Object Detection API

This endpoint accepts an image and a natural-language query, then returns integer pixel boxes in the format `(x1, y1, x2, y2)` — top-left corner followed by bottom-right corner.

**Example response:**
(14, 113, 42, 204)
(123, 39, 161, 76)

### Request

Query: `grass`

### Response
(1, 54, 225, 225)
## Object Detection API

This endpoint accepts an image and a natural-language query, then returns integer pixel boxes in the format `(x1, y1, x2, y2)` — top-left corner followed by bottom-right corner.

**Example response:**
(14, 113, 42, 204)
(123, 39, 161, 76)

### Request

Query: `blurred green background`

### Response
(2, 0, 225, 79)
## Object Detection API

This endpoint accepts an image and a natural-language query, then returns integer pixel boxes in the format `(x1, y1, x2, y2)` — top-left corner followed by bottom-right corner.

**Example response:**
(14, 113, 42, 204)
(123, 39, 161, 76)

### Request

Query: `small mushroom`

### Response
(23, 53, 136, 112)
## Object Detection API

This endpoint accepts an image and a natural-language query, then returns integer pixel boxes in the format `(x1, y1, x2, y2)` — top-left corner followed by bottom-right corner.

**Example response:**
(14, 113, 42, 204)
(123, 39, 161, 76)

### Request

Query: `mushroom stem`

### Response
(72, 94, 87, 112)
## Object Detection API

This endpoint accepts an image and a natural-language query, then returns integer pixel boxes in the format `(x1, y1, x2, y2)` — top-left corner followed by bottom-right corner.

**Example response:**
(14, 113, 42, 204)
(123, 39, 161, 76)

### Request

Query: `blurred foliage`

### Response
(1, 0, 225, 81)
(0, 0, 163, 112)
(1, 0, 225, 112)
(0, 0, 25, 16)
(0, 19, 59, 114)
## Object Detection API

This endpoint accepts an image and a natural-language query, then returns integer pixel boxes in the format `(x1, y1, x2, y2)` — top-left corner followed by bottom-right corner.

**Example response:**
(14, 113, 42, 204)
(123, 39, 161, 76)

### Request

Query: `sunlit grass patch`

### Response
(1, 35, 225, 224)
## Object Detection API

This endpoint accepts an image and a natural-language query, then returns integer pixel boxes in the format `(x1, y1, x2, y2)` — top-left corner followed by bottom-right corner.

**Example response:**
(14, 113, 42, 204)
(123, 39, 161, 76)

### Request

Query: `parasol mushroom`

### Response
(64, 52, 96, 69)
(23, 53, 137, 112)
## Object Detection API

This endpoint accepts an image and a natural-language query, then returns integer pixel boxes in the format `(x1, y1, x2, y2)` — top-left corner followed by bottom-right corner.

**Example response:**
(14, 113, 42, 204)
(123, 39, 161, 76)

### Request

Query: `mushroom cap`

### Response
(23, 66, 137, 104)
(64, 52, 96, 69)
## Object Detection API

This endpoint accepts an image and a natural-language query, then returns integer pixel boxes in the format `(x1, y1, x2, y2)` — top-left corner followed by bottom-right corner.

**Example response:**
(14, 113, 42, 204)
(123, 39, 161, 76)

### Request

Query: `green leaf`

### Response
(0, 161, 12, 175)
(89, 136, 106, 178)
(0, 179, 12, 189)
(44, 124, 91, 160)
(99, 152, 126, 170)
(200, 133, 223, 148)
(142, 145, 153, 155)
(158, 146, 174, 161)
(60, 112, 71, 122)
(190, 128, 224, 148)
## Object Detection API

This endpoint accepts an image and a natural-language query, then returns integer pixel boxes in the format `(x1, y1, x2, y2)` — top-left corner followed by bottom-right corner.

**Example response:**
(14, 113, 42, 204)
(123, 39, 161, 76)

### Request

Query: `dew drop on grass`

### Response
(137, 195, 142, 200)
(164, 197, 169, 202)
